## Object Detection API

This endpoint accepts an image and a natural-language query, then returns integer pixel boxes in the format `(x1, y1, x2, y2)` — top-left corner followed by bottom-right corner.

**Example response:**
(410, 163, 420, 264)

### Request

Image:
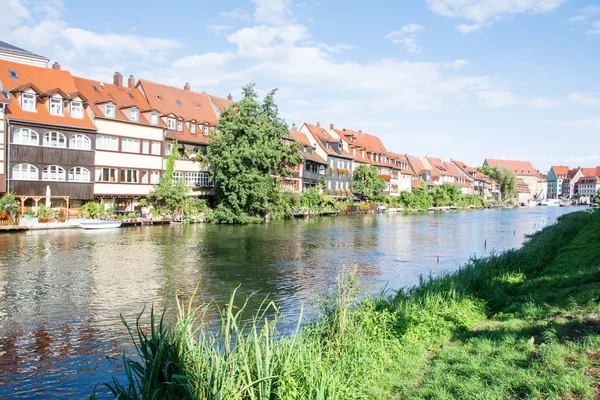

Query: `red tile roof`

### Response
(406, 154, 427, 176)
(289, 129, 327, 165)
(444, 161, 466, 179)
(0, 59, 96, 130)
(484, 159, 541, 178)
(581, 167, 600, 177)
(73, 76, 157, 126)
(550, 165, 569, 177)
(305, 123, 353, 158)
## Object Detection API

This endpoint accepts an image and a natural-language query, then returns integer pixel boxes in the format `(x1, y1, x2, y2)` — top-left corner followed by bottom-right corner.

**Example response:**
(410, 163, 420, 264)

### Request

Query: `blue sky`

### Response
(3, 0, 600, 171)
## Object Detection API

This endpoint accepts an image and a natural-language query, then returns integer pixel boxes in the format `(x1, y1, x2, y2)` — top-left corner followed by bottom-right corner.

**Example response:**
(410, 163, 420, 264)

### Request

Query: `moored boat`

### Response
(79, 221, 123, 230)
(540, 199, 560, 207)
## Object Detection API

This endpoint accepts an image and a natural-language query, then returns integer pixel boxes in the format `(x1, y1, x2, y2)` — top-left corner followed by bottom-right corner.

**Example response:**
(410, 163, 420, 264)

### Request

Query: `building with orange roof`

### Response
(423, 156, 455, 186)
(1, 58, 98, 209)
(137, 80, 233, 198)
(483, 158, 546, 203)
(406, 154, 431, 188)
(299, 122, 353, 197)
(289, 124, 327, 191)
(387, 152, 414, 193)
(575, 175, 600, 199)
(444, 161, 473, 194)
(73, 73, 165, 211)
(0, 41, 49, 68)
(453, 160, 499, 199)
(547, 165, 569, 199)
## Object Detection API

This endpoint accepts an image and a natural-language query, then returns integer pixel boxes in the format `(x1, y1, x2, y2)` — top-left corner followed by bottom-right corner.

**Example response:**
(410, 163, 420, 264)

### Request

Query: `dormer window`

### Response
(203, 125, 209, 135)
(129, 107, 138, 122)
(190, 124, 196, 134)
(167, 118, 176, 130)
(176, 121, 183, 132)
(22, 93, 36, 112)
(49, 98, 63, 116)
(71, 100, 83, 119)
(303, 146, 307, 152)
(150, 112, 158, 125)
(105, 103, 115, 118)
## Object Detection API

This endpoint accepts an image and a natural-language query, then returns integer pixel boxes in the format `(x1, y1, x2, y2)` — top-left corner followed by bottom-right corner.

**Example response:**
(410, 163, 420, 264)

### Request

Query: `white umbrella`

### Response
(46, 185, 51, 208)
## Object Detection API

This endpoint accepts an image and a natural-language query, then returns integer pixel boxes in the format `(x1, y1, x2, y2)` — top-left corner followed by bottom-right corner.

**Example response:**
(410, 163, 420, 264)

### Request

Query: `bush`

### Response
(79, 202, 100, 218)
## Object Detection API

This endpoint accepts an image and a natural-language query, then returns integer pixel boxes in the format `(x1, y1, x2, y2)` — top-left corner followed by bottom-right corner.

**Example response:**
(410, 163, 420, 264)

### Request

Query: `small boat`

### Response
(540, 199, 560, 207)
(79, 221, 122, 229)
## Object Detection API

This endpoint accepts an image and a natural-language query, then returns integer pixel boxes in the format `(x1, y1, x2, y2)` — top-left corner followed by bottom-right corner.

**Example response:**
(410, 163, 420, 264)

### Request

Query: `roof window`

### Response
(156, 94, 162, 101)
(128, 92, 134, 99)
(176, 99, 182, 106)
(9, 70, 18, 79)
(92, 85, 99, 92)
(194, 103, 200, 108)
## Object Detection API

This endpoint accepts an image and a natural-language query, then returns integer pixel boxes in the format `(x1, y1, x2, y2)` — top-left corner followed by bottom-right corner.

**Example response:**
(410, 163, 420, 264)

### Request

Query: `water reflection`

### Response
(0, 207, 581, 398)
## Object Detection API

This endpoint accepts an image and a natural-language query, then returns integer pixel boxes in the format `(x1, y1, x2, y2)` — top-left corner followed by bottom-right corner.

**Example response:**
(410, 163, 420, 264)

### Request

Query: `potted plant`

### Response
(0, 193, 19, 225)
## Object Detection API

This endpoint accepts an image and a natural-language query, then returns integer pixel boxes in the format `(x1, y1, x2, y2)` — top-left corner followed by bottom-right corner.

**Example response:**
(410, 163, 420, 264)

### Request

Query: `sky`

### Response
(2, 0, 599, 172)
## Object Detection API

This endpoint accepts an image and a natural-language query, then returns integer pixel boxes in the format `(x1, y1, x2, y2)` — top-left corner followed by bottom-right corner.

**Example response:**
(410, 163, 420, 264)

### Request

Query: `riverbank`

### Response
(95, 209, 600, 399)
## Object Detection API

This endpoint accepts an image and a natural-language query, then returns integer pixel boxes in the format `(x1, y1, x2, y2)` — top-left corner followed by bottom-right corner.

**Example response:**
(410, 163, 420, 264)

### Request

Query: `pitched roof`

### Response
(581, 167, 600, 177)
(0, 41, 47, 60)
(73, 76, 157, 126)
(0, 59, 96, 130)
(305, 123, 353, 158)
(444, 161, 466, 179)
(425, 156, 450, 178)
(550, 165, 569, 176)
(484, 159, 541, 178)
(289, 129, 327, 165)
(388, 152, 413, 174)
(138, 79, 231, 126)
(406, 154, 427, 176)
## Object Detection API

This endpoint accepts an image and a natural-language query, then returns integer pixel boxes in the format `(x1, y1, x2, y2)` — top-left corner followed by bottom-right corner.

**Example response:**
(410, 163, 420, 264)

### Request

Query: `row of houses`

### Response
(0, 40, 555, 212)
(547, 166, 600, 199)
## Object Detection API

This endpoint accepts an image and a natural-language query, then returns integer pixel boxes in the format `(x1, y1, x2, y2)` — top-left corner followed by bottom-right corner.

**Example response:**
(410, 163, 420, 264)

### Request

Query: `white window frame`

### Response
(176, 121, 183, 132)
(150, 112, 159, 125)
(151, 141, 161, 155)
(165, 143, 173, 156)
(13, 128, 39, 145)
(49, 97, 64, 116)
(122, 138, 140, 153)
(69, 134, 91, 150)
(129, 107, 138, 122)
(95, 167, 118, 182)
(190, 124, 196, 134)
(105, 103, 115, 118)
(70, 100, 84, 119)
(43, 131, 67, 148)
(42, 165, 66, 181)
(173, 172, 184, 185)
(202, 125, 209, 135)
(22, 93, 36, 112)
(141, 170, 149, 184)
(120, 169, 139, 183)
(167, 118, 176, 130)
(12, 163, 38, 180)
(150, 171, 160, 184)
(96, 135, 119, 151)
(185, 172, 210, 187)
(142, 140, 150, 154)
(68, 167, 90, 182)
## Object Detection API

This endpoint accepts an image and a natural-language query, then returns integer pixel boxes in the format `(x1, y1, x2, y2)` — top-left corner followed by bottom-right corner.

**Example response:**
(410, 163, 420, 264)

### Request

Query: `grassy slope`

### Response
(97, 210, 600, 399)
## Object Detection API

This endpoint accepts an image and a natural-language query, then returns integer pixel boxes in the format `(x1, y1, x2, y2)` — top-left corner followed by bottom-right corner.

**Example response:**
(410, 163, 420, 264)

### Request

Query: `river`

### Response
(0, 207, 583, 398)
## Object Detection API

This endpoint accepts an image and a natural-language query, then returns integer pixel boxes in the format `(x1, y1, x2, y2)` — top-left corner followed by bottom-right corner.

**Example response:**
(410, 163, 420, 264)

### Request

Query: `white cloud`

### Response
(316, 43, 353, 53)
(477, 90, 560, 108)
(569, 5, 600, 23)
(426, 0, 568, 32)
(252, 0, 293, 25)
(568, 92, 600, 106)
(385, 24, 425, 53)
(219, 8, 251, 21)
(445, 59, 469, 70)
(208, 25, 233, 34)
(588, 20, 600, 34)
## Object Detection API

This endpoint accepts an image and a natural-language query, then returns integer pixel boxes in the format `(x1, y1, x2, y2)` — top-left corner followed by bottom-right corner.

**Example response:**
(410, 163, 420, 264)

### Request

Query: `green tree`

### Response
(0, 193, 19, 223)
(207, 84, 300, 223)
(148, 150, 190, 214)
(488, 166, 517, 200)
(352, 164, 386, 199)
(477, 166, 494, 177)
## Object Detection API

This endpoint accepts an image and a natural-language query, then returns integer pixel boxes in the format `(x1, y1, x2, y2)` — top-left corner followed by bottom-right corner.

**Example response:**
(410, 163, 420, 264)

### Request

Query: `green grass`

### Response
(94, 209, 600, 399)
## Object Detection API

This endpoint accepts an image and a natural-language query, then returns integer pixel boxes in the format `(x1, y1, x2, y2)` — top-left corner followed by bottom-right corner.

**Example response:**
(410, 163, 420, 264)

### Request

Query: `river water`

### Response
(0, 207, 582, 398)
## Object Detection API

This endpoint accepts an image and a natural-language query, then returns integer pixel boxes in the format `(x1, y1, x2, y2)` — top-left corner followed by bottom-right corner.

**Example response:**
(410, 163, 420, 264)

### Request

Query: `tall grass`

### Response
(94, 210, 600, 399)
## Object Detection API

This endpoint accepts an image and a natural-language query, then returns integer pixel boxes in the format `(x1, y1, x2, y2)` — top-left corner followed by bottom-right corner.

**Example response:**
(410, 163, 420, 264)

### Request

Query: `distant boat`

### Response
(540, 199, 560, 207)
(79, 221, 122, 230)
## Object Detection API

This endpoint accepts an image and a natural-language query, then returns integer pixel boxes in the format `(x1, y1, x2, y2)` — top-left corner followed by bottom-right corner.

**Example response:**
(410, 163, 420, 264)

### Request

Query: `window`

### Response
(167, 118, 176, 130)
(95, 167, 118, 182)
(43, 132, 66, 148)
(142, 140, 150, 154)
(186, 172, 210, 187)
(176, 121, 183, 132)
(175, 99, 182, 106)
(22, 93, 36, 112)
(151, 171, 160, 184)
(71, 101, 83, 118)
(49, 97, 63, 115)
(69, 134, 91, 150)
(105, 103, 115, 118)
(96, 135, 118, 151)
(150, 112, 159, 125)
(12, 163, 38, 180)
(151, 141, 161, 155)
(165, 143, 173, 155)
(42, 165, 66, 181)
(120, 169, 139, 183)
(129, 107, 138, 122)
(141, 170, 149, 184)
(122, 138, 140, 153)
(190, 123, 196, 134)
(173, 172, 183, 185)
(9, 70, 18, 79)
(202, 125, 209, 135)
(13, 128, 39, 145)
(69, 167, 90, 182)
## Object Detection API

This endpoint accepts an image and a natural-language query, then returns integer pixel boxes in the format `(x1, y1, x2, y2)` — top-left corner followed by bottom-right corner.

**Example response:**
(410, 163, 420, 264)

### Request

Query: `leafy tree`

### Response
(207, 84, 300, 223)
(477, 166, 494, 177)
(487, 166, 517, 200)
(432, 183, 462, 206)
(148, 150, 190, 214)
(352, 164, 386, 199)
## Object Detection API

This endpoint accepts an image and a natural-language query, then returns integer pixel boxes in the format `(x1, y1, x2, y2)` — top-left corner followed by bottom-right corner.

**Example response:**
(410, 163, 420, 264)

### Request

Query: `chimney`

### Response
(316, 121, 320, 127)
(330, 123, 334, 130)
(291, 122, 297, 131)
(113, 72, 123, 88)
(359, 129, 362, 133)
(52, 62, 61, 70)
(128, 75, 135, 88)
(184, 83, 191, 91)
(227, 93, 233, 101)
